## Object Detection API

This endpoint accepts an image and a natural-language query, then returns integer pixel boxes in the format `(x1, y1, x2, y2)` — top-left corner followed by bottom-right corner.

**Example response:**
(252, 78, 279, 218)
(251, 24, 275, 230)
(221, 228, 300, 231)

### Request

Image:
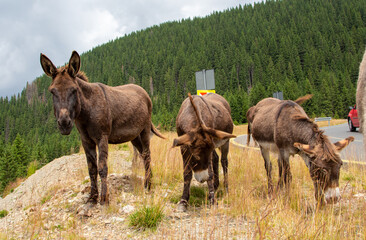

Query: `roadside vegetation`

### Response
(123, 122, 366, 238)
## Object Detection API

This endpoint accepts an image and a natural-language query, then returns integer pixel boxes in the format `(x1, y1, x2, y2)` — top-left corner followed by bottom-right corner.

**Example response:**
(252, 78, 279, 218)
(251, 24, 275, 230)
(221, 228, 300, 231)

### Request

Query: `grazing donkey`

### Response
(247, 96, 354, 204)
(40, 51, 165, 204)
(173, 93, 236, 211)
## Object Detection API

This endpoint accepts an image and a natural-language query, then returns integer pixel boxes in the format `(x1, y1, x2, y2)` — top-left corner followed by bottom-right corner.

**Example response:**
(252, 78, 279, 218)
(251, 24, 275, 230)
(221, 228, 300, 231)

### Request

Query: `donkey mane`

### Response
(58, 65, 89, 82)
(290, 113, 339, 162)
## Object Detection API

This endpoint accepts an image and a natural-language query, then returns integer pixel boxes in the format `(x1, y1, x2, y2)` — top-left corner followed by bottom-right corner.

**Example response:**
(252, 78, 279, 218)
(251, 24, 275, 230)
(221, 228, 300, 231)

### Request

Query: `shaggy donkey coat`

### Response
(247, 96, 353, 204)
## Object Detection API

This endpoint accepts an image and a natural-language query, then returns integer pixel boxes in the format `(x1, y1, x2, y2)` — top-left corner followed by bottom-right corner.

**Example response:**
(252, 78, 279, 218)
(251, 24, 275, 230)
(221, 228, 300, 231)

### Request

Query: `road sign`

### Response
(273, 91, 283, 100)
(196, 69, 215, 95)
(197, 89, 215, 96)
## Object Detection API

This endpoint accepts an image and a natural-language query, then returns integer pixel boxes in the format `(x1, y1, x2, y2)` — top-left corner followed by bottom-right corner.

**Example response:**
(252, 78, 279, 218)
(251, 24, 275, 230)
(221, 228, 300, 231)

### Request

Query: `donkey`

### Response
(40, 51, 165, 205)
(247, 96, 354, 205)
(356, 49, 366, 153)
(172, 93, 236, 211)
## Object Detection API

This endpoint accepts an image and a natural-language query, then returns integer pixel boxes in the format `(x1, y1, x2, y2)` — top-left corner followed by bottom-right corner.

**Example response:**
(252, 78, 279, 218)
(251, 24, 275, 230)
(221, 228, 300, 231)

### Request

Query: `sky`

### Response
(0, 0, 257, 98)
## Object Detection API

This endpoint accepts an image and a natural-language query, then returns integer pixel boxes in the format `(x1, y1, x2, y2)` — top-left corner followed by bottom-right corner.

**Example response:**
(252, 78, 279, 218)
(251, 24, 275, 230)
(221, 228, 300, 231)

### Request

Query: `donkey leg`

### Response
(277, 150, 291, 190)
(132, 129, 153, 191)
(82, 140, 98, 204)
(260, 147, 273, 195)
(220, 141, 230, 193)
(212, 150, 220, 191)
(282, 151, 292, 189)
(178, 146, 193, 212)
(98, 135, 109, 205)
(207, 153, 216, 206)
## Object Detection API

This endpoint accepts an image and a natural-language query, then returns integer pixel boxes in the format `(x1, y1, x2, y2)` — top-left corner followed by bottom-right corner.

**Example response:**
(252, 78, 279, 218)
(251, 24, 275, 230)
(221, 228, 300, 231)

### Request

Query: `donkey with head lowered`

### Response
(173, 93, 236, 211)
(40, 51, 165, 205)
(247, 96, 353, 205)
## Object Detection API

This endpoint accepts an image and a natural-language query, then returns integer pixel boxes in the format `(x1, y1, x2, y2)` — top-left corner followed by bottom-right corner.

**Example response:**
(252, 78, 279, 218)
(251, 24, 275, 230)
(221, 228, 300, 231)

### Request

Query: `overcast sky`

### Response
(0, 0, 257, 98)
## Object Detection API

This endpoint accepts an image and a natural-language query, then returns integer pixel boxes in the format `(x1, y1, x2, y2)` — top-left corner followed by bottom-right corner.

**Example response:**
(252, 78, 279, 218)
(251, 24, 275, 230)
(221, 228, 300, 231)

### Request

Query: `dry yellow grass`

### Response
(142, 123, 366, 239)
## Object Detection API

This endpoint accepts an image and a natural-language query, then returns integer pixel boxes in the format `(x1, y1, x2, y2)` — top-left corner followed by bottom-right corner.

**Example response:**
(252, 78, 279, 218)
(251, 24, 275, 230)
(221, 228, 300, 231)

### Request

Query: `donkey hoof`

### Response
(100, 196, 109, 205)
(144, 183, 152, 192)
(86, 195, 98, 205)
(177, 200, 188, 212)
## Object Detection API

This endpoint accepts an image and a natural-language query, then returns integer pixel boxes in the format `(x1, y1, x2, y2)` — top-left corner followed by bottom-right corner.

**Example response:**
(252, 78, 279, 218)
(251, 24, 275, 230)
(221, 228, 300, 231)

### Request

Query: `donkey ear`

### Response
(40, 53, 57, 77)
(206, 128, 236, 140)
(294, 142, 316, 156)
(172, 134, 193, 147)
(68, 51, 80, 78)
(334, 136, 354, 152)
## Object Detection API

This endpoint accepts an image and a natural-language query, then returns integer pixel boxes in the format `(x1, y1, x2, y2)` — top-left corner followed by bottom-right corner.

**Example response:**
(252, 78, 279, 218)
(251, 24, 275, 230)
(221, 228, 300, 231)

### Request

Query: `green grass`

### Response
(129, 205, 164, 231)
(0, 209, 8, 218)
(170, 186, 207, 207)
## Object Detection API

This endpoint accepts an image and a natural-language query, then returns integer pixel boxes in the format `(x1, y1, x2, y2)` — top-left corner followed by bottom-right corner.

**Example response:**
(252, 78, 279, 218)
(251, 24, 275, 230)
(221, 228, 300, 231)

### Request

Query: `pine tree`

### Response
(11, 134, 29, 178)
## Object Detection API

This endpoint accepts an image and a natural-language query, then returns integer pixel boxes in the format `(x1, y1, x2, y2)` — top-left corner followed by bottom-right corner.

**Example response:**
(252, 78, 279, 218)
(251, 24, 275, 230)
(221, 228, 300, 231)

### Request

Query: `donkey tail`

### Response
(247, 122, 251, 146)
(151, 123, 166, 139)
(294, 94, 313, 105)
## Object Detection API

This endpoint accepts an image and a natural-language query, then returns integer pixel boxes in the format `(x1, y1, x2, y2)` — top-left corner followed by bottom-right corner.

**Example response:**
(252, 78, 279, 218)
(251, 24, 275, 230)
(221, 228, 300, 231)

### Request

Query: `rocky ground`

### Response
(0, 150, 254, 239)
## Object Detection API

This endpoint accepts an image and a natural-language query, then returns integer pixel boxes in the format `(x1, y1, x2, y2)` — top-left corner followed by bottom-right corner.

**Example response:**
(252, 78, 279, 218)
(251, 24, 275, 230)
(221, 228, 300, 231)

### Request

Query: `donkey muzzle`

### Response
(57, 109, 73, 135)
(324, 187, 341, 204)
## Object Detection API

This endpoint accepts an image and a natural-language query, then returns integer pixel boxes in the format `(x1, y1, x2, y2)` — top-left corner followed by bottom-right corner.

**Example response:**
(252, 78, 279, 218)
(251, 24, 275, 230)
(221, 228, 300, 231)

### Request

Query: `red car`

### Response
(348, 105, 359, 132)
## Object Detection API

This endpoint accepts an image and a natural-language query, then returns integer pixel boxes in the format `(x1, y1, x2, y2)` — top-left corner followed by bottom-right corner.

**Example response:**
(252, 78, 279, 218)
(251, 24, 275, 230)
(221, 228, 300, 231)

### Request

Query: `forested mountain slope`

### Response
(0, 0, 365, 192)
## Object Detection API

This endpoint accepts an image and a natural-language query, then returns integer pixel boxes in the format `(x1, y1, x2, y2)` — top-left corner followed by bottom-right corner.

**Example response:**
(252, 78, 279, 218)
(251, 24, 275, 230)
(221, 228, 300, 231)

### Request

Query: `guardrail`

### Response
(314, 117, 332, 126)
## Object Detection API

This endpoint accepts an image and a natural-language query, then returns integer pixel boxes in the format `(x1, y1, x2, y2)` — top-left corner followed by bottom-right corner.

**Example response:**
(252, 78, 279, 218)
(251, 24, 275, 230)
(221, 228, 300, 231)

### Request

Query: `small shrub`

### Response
(0, 210, 8, 218)
(129, 205, 164, 230)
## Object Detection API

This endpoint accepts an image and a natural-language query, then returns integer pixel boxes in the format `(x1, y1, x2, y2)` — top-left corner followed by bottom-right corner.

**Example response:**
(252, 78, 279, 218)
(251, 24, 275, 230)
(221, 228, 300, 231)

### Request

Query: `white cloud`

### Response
(0, 0, 256, 98)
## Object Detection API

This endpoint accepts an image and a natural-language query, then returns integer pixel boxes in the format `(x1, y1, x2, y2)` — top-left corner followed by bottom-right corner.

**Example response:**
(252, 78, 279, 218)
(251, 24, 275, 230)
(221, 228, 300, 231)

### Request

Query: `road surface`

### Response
(233, 123, 364, 162)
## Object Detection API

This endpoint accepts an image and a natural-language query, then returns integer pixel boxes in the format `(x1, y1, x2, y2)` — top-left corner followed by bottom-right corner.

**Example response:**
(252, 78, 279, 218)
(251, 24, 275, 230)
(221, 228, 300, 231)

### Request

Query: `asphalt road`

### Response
(233, 123, 364, 162)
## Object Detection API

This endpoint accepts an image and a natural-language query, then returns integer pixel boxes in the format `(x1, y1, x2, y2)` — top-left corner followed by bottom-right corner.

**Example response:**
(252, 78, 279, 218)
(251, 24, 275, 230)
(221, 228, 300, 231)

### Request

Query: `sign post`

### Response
(195, 69, 215, 96)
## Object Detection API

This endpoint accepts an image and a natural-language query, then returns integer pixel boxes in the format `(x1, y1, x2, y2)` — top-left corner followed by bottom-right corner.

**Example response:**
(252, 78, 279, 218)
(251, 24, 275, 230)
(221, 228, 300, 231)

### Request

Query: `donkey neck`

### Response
(292, 121, 321, 146)
(74, 77, 98, 119)
(76, 77, 94, 98)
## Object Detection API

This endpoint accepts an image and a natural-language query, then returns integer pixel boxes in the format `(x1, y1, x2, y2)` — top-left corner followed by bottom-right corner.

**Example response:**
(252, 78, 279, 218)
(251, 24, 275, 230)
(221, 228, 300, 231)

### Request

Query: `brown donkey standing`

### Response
(247, 96, 354, 205)
(40, 51, 165, 204)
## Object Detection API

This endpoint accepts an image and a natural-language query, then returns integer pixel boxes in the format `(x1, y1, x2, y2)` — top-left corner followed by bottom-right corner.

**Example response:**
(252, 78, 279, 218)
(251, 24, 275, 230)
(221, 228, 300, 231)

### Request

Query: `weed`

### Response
(129, 205, 164, 231)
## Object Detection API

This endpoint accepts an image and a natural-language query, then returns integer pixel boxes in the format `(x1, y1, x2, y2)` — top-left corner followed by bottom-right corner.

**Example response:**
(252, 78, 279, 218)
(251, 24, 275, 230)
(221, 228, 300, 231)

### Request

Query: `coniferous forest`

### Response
(0, 0, 365, 192)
